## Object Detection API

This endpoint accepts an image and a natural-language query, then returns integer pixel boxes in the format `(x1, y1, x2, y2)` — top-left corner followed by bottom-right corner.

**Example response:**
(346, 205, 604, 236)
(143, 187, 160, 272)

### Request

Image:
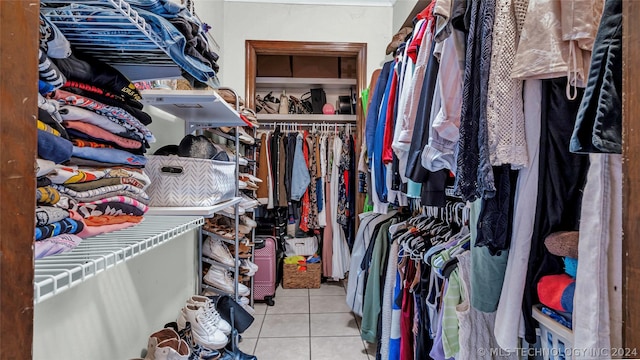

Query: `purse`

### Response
(284, 236, 319, 257)
(310, 88, 326, 114)
(278, 90, 289, 114)
(214, 295, 255, 333)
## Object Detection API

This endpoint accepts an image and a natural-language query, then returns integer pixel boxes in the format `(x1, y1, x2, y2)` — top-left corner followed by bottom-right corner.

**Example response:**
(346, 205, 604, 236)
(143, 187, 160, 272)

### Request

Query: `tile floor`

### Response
(238, 281, 377, 359)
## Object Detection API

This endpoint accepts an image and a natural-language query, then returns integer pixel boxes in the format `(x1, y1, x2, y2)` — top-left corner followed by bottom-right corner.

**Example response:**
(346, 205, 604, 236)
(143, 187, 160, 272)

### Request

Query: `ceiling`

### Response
(224, 0, 396, 6)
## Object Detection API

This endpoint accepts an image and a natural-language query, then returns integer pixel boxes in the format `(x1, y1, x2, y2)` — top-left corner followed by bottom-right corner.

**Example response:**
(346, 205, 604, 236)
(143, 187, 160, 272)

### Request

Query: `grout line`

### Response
(309, 290, 312, 359)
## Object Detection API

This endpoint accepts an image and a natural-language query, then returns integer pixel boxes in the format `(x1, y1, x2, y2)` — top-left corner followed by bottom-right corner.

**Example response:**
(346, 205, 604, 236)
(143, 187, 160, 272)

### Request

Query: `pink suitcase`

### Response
(253, 236, 277, 306)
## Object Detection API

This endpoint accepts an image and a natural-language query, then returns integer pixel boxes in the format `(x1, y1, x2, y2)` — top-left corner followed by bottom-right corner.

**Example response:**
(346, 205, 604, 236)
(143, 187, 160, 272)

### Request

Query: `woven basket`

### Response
(282, 262, 321, 289)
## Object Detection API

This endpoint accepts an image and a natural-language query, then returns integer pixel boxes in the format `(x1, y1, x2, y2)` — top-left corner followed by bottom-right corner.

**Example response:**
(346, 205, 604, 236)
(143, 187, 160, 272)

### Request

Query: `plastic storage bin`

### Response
(532, 306, 574, 360)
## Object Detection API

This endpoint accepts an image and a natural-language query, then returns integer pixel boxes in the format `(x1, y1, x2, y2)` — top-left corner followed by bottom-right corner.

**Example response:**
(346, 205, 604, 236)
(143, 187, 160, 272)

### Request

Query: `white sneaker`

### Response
(240, 215, 257, 228)
(177, 295, 232, 335)
(241, 259, 259, 276)
(222, 205, 245, 215)
(204, 265, 251, 297)
(183, 304, 228, 350)
(202, 238, 235, 267)
(240, 195, 259, 209)
(154, 338, 190, 360)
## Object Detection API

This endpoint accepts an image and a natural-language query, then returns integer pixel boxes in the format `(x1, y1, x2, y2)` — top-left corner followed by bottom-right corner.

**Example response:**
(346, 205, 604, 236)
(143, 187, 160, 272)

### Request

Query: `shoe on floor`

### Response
(203, 238, 236, 267)
(144, 328, 181, 360)
(165, 321, 221, 360)
(177, 295, 232, 335)
(204, 265, 251, 297)
(183, 304, 229, 350)
(154, 338, 190, 360)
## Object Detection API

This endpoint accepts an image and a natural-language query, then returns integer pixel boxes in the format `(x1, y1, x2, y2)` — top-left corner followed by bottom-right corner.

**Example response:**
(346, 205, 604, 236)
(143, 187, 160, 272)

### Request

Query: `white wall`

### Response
(392, 0, 419, 33)
(33, 230, 198, 360)
(196, 1, 393, 93)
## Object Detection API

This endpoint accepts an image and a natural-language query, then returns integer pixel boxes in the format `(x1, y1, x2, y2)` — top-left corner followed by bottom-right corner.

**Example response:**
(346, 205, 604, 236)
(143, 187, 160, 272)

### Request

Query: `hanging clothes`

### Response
(494, 79, 542, 351)
(455, 0, 497, 202)
(330, 134, 351, 279)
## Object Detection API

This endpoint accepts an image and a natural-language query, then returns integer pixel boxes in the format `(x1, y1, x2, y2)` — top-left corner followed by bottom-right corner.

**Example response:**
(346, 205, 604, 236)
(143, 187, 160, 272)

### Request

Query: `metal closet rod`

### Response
(259, 122, 353, 132)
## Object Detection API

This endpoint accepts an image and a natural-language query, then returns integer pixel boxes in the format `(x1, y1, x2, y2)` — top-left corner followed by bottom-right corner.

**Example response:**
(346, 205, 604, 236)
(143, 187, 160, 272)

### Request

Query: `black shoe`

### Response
(218, 347, 257, 360)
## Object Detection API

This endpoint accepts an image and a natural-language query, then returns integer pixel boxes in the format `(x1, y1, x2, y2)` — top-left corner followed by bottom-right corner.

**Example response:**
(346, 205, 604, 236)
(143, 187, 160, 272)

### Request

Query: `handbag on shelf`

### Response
(310, 88, 327, 114)
(278, 90, 289, 114)
(288, 95, 312, 114)
(284, 236, 319, 257)
(255, 91, 280, 114)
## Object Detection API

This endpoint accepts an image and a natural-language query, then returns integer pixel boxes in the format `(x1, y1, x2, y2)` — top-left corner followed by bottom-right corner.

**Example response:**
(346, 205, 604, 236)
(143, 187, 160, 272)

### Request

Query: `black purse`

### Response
(309, 88, 326, 114)
(213, 295, 255, 333)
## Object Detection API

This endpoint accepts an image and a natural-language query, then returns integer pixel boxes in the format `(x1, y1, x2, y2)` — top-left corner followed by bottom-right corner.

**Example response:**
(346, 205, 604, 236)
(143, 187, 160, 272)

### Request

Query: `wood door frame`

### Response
(0, 1, 39, 358)
(622, 1, 640, 351)
(245, 40, 367, 226)
(245, 40, 367, 111)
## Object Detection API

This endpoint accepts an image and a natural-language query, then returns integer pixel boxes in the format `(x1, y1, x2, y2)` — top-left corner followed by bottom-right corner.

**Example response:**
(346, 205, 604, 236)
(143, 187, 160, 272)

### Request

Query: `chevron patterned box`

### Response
(146, 155, 236, 207)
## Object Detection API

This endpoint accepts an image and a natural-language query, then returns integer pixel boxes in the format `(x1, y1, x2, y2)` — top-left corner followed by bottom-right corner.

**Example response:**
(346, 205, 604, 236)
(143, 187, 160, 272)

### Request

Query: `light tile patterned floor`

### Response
(239, 281, 375, 359)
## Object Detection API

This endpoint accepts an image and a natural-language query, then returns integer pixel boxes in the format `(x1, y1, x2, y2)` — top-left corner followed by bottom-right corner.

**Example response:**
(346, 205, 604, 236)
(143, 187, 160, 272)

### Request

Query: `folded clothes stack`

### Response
(35, 16, 153, 260)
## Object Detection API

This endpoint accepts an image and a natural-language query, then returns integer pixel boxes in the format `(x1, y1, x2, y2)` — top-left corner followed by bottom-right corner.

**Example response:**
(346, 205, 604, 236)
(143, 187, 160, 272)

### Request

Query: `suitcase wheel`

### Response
(265, 296, 275, 307)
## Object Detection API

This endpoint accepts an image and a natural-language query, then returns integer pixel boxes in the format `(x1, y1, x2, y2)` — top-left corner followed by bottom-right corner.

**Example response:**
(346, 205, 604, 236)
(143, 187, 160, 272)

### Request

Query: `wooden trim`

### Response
(246, 39, 367, 225)
(245, 41, 258, 110)
(0, 0, 39, 358)
(622, 0, 640, 351)
(245, 40, 367, 57)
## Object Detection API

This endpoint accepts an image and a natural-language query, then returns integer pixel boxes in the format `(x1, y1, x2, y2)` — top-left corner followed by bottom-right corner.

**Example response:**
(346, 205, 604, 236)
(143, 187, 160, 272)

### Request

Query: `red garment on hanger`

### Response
(407, 2, 435, 62)
(400, 260, 416, 360)
(382, 63, 399, 164)
(299, 131, 311, 232)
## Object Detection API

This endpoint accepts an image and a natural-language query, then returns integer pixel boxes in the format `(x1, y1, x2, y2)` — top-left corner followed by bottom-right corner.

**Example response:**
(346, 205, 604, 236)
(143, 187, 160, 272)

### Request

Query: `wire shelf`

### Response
(34, 215, 203, 303)
(40, 0, 194, 81)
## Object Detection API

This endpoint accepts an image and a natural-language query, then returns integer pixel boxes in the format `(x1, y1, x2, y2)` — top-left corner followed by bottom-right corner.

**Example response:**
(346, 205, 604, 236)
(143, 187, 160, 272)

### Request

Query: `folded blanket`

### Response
(37, 158, 58, 177)
(564, 257, 578, 278)
(38, 120, 61, 137)
(72, 146, 147, 166)
(69, 157, 144, 169)
(74, 201, 147, 218)
(53, 195, 74, 210)
(62, 84, 150, 122)
(64, 177, 146, 192)
(540, 306, 573, 329)
(37, 177, 52, 188)
(72, 195, 149, 217)
(70, 210, 140, 238)
(537, 274, 575, 313)
(53, 89, 154, 143)
(46, 164, 151, 188)
(38, 49, 66, 91)
(36, 186, 61, 205)
(36, 206, 69, 226)
(37, 130, 73, 164)
(51, 53, 141, 102)
(39, 107, 69, 139)
(35, 217, 84, 241)
(85, 215, 143, 226)
(60, 105, 144, 141)
(52, 184, 150, 204)
(35, 233, 83, 260)
(72, 139, 114, 149)
(64, 121, 143, 150)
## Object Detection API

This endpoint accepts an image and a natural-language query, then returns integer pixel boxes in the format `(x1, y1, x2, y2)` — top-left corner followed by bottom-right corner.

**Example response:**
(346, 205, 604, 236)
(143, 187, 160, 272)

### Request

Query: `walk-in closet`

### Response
(0, 0, 639, 359)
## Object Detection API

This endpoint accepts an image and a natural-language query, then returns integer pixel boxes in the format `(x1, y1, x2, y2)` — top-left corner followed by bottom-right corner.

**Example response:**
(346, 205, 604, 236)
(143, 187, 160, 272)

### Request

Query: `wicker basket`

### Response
(282, 262, 321, 289)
